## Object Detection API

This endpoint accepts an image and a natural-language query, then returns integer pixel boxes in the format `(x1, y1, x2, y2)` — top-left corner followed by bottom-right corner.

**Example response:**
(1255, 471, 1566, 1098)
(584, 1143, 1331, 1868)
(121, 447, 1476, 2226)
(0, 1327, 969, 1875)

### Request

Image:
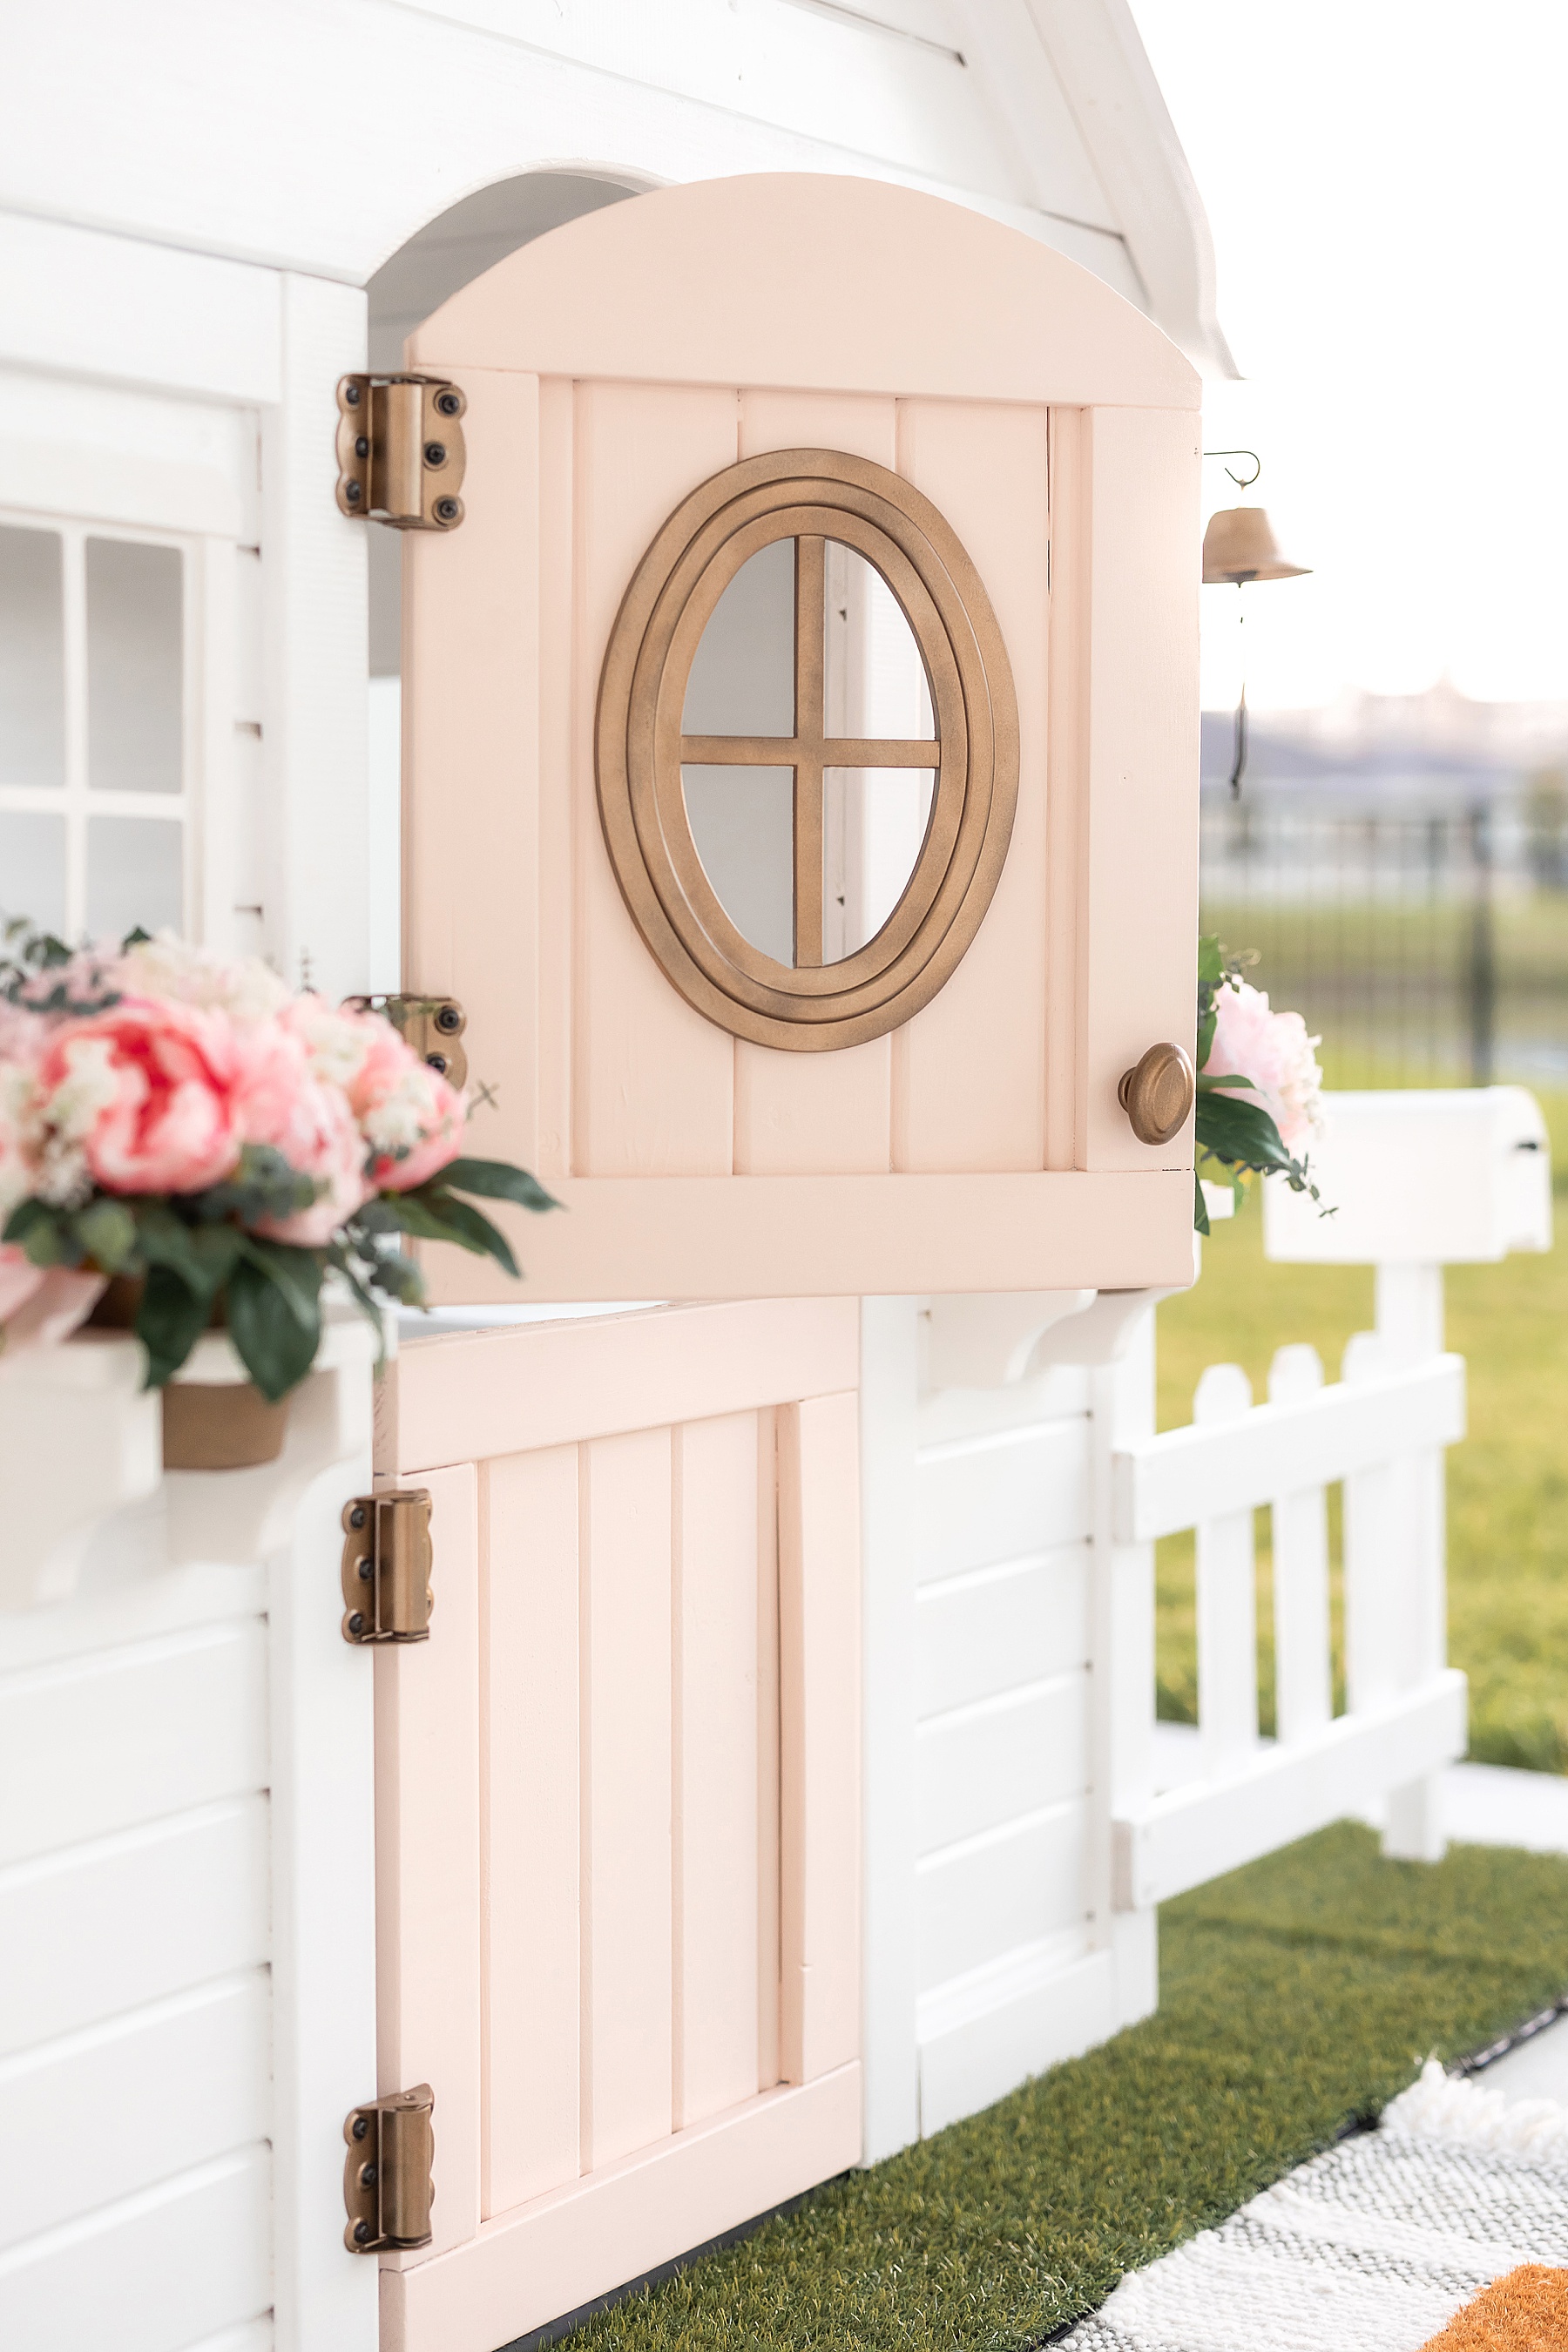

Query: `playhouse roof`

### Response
(2, 0, 1232, 376)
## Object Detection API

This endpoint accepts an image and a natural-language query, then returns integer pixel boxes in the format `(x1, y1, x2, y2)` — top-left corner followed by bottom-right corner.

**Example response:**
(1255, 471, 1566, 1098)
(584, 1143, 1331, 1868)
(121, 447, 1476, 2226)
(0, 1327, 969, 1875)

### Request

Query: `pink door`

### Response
(402, 172, 1200, 1304)
(374, 1302, 860, 2351)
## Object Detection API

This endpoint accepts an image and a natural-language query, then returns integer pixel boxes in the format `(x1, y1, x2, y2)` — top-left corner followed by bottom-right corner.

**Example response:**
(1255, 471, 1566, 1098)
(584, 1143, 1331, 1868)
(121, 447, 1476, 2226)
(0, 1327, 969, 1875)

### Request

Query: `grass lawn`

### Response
(565, 1828, 1568, 2349)
(1155, 1085, 1568, 1770)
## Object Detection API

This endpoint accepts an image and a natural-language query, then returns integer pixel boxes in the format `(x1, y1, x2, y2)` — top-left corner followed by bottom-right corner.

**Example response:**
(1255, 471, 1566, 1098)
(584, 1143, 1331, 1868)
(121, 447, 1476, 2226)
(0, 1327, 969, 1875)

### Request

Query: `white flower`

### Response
(115, 932, 292, 1024)
(1207, 979, 1326, 1155)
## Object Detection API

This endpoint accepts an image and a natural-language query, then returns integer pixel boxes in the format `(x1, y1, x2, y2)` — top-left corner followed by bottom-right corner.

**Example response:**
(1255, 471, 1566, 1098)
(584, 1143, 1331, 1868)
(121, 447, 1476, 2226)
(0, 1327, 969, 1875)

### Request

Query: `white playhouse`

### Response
(0, 10, 1552, 2352)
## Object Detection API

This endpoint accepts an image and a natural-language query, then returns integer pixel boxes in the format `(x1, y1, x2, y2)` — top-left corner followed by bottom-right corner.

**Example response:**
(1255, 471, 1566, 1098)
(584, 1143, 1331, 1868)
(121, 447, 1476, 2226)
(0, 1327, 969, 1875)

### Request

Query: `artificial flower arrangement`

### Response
(0, 921, 553, 1407)
(1193, 933, 1328, 1233)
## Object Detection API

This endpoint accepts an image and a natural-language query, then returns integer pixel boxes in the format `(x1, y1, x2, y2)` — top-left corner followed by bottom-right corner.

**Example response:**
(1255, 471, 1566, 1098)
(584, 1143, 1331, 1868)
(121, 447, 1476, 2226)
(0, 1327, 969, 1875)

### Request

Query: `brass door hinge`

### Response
(343, 2084, 435, 2252)
(335, 375, 466, 530)
(344, 994, 468, 1091)
(341, 1491, 433, 1644)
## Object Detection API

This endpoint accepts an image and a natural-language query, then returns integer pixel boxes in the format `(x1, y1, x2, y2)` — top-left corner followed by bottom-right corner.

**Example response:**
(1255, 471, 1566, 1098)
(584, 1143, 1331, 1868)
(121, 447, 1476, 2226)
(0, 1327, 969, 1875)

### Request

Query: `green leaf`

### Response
(1196, 1071, 1256, 1093)
(132, 1201, 235, 1298)
(225, 1255, 322, 1402)
(236, 1235, 325, 1330)
(3, 1197, 76, 1267)
(1195, 1091, 1294, 1173)
(135, 1264, 213, 1389)
(1193, 1171, 1210, 1237)
(420, 1189, 521, 1278)
(374, 1191, 470, 1247)
(71, 1195, 140, 1274)
(436, 1158, 559, 1214)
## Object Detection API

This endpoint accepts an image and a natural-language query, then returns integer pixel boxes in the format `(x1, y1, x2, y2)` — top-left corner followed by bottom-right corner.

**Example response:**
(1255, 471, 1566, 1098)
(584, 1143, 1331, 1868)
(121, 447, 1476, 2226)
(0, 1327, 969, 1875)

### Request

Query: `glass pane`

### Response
(87, 815, 183, 941)
(86, 537, 183, 793)
(823, 544, 935, 742)
(823, 767, 936, 961)
(0, 525, 65, 787)
(682, 766, 794, 966)
(0, 810, 67, 933)
(682, 539, 794, 736)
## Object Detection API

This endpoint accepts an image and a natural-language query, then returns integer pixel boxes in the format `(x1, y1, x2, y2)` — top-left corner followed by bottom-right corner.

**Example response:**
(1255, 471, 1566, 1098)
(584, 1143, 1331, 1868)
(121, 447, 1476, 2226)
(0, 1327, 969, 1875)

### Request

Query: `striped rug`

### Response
(1059, 2064, 1568, 2350)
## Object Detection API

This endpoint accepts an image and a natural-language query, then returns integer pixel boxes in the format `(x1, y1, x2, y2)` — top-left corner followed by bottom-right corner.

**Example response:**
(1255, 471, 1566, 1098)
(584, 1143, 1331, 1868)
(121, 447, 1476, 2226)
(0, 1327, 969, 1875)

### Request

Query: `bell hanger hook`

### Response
(1203, 449, 1262, 490)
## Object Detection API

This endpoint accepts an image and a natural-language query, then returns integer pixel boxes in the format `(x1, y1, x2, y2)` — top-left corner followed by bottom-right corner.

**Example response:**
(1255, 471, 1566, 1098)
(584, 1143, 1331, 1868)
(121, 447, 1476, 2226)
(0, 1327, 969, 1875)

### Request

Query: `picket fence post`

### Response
(1192, 1363, 1257, 1776)
(1373, 1263, 1450, 1862)
(1267, 1344, 1333, 1746)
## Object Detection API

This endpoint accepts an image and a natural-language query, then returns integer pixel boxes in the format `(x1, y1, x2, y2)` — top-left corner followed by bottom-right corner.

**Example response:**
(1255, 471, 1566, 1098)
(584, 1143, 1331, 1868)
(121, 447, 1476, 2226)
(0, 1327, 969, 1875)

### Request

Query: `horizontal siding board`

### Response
(918, 1949, 1116, 2139)
(916, 1547, 1090, 1717)
(915, 1419, 1090, 1582)
(0, 1972, 271, 2250)
(0, 1796, 268, 2058)
(916, 1674, 1088, 1855)
(0, 1622, 267, 1866)
(0, 2146, 271, 2352)
(916, 1806, 1086, 1991)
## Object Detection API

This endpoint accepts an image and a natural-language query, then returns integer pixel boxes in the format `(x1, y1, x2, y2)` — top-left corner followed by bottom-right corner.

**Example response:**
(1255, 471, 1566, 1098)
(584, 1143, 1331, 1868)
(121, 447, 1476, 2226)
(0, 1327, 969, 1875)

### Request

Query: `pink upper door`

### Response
(402, 173, 1200, 1301)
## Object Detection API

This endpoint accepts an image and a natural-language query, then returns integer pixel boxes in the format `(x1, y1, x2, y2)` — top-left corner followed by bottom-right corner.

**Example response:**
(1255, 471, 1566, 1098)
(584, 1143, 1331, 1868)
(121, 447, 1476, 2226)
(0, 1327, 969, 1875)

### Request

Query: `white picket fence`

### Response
(1110, 1261, 1470, 1909)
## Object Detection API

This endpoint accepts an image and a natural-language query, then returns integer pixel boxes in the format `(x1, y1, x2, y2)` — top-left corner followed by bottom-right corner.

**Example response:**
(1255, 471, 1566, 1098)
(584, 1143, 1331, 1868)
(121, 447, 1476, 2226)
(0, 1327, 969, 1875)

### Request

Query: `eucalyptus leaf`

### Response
(71, 1195, 140, 1274)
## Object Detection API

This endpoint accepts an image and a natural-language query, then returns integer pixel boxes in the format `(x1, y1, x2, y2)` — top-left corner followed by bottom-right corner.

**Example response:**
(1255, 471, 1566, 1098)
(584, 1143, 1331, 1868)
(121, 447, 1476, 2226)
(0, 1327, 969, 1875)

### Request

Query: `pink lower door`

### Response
(371, 1299, 862, 2352)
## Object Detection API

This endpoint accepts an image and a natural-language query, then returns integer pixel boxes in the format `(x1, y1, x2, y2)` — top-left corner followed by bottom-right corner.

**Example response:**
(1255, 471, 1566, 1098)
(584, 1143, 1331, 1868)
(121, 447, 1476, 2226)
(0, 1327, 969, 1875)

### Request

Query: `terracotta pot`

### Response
(84, 1274, 290, 1471)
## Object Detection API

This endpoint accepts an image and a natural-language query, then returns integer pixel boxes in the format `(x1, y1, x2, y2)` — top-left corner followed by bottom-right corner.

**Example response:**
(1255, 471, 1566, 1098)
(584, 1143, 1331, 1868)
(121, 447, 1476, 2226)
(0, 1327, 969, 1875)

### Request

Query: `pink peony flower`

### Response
(284, 997, 465, 1193)
(247, 1062, 375, 1244)
(32, 997, 245, 1199)
(1207, 980, 1325, 1155)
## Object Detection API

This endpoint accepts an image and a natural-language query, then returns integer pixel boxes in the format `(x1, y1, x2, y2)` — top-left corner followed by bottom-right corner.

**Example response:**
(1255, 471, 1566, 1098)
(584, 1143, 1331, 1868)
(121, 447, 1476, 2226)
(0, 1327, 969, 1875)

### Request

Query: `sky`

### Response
(1128, 1, 1568, 713)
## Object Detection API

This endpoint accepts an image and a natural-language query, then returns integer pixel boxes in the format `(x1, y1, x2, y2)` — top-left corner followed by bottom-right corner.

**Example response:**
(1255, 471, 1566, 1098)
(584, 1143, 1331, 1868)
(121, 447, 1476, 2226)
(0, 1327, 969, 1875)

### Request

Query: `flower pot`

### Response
(84, 1276, 290, 1471)
(160, 1378, 290, 1471)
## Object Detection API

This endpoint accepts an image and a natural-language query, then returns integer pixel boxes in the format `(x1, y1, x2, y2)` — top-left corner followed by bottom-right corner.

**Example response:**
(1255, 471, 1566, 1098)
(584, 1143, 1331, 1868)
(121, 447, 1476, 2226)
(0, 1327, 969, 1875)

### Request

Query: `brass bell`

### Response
(1202, 506, 1310, 585)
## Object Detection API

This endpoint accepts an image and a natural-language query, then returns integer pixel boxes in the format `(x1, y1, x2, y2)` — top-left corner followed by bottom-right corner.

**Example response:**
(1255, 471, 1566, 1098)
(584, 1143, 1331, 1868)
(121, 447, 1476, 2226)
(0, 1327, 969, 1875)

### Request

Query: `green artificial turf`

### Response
(1155, 1084, 1568, 1769)
(564, 1826, 1568, 2349)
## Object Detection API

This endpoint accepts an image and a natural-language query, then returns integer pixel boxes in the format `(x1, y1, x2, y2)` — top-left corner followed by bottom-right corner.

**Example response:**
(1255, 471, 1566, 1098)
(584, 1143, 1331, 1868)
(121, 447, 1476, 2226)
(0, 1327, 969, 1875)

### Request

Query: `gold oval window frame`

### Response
(595, 449, 1020, 1052)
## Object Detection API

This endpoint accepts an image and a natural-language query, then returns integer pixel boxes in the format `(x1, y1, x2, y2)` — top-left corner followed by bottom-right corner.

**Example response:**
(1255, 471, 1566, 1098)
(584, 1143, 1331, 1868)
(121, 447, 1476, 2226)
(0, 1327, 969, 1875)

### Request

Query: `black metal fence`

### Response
(1199, 799, 1568, 1091)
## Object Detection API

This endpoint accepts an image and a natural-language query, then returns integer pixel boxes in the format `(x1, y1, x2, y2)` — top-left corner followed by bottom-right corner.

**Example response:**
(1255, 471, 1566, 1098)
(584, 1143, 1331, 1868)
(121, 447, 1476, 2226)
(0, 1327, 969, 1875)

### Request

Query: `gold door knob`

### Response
(1118, 1042, 1195, 1146)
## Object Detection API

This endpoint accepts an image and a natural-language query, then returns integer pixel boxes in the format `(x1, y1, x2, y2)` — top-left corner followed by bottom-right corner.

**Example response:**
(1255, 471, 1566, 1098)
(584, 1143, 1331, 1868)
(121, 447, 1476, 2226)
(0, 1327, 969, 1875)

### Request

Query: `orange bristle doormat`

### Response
(1420, 2265, 1568, 2349)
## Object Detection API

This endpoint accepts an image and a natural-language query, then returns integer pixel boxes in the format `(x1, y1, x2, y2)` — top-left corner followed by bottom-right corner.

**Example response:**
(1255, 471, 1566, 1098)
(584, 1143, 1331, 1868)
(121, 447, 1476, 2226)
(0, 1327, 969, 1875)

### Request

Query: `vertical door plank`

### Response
(404, 366, 541, 1181)
(534, 375, 575, 1181)
(1044, 406, 1087, 1171)
(1077, 406, 1200, 1170)
(484, 1445, 581, 2215)
(891, 398, 1049, 1173)
(572, 380, 738, 1178)
(777, 1391, 862, 2086)
(583, 1427, 674, 2168)
(375, 1462, 482, 2259)
(673, 1412, 762, 2129)
(732, 390, 896, 1174)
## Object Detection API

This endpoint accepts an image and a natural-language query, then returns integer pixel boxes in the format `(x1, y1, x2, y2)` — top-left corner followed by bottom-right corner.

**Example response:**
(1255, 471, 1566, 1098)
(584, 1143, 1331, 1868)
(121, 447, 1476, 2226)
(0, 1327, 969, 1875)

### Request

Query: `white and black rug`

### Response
(1059, 2064, 1568, 2351)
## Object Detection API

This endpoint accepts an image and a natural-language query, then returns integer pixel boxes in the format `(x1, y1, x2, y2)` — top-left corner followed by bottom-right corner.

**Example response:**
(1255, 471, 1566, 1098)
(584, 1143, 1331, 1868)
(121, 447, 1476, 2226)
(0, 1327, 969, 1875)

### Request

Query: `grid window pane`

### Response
(86, 537, 183, 793)
(0, 810, 67, 932)
(86, 814, 182, 941)
(0, 525, 65, 788)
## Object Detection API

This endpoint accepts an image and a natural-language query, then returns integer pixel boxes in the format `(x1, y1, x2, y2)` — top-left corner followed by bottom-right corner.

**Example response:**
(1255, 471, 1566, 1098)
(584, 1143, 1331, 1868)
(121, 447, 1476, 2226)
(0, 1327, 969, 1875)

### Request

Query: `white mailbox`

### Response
(1264, 1087, 1551, 1266)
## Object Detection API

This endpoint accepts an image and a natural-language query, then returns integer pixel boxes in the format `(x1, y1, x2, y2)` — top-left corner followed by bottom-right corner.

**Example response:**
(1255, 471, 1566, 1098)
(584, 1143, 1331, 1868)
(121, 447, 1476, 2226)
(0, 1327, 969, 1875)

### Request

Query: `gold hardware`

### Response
(1118, 1043, 1196, 1146)
(341, 1491, 434, 1645)
(343, 994, 469, 1091)
(343, 2085, 435, 2253)
(335, 375, 467, 531)
(596, 448, 1019, 1053)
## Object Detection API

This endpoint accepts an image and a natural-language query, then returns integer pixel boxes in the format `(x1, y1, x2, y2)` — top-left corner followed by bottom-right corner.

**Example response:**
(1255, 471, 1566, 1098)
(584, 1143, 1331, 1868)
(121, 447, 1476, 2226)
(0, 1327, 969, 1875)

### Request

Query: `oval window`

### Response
(597, 449, 1018, 1052)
